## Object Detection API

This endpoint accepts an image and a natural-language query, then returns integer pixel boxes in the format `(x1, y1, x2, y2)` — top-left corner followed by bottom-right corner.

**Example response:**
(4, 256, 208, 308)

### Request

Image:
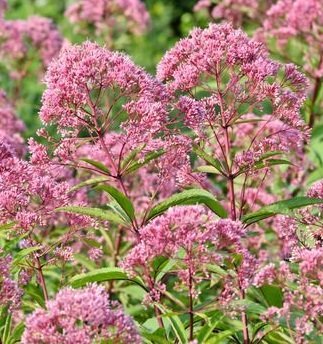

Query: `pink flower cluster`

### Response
(307, 180, 323, 199)
(157, 23, 308, 132)
(157, 23, 308, 215)
(22, 284, 141, 344)
(260, 0, 323, 78)
(262, 256, 323, 342)
(122, 205, 257, 301)
(0, 15, 63, 75)
(194, 0, 260, 27)
(0, 141, 70, 231)
(66, 0, 150, 36)
(40, 42, 168, 149)
(0, 90, 25, 155)
(0, 254, 22, 310)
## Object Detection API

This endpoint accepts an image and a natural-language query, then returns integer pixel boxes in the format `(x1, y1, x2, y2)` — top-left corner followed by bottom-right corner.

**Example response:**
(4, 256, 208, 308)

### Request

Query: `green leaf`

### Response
(205, 330, 235, 343)
(56, 206, 125, 224)
(1, 313, 11, 344)
(8, 322, 24, 344)
(13, 246, 42, 267)
(80, 158, 110, 175)
(147, 189, 227, 221)
(193, 146, 224, 175)
(260, 285, 283, 308)
(157, 305, 187, 344)
(73, 253, 97, 271)
(0, 222, 14, 231)
(237, 159, 292, 176)
(255, 159, 292, 169)
(96, 185, 135, 221)
(24, 284, 46, 309)
(307, 167, 323, 184)
(69, 267, 148, 291)
(69, 177, 108, 193)
(243, 197, 323, 225)
(124, 150, 165, 175)
(82, 238, 101, 248)
(196, 166, 220, 174)
(120, 145, 144, 170)
(197, 311, 223, 343)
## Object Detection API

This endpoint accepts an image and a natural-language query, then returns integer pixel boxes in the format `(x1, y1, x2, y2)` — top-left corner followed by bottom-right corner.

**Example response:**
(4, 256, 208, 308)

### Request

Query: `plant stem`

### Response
(35, 256, 49, 304)
(309, 77, 322, 128)
(240, 290, 250, 344)
(215, 65, 250, 344)
(188, 265, 194, 341)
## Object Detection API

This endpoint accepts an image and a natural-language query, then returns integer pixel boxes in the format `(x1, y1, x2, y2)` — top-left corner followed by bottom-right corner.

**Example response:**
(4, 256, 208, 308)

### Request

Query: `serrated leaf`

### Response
(80, 158, 110, 175)
(243, 197, 323, 225)
(56, 206, 125, 224)
(69, 177, 108, 193)
(96, 185, 135, 221)
(147, 189, 226, 221)
(69, 267, 148, 291)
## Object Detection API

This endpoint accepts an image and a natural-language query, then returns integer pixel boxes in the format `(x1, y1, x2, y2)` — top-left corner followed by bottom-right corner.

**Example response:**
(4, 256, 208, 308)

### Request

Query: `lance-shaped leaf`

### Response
(196, 165, 220, 174)
(96, 185, 135, 221)
(193, 146, 225, 175)
(120, 144, 144, 170)
(156, 304, 188, 344)
(80, 158, 111, 175)
(243, 197, 323, 225)
(69, 267, 148, 291)
(69, 177, 109, 193)
(124, 150, 165, 175)
(236, 158, 292, 176)
(56, 206, 125, 225)
(146, 189, 227, 221)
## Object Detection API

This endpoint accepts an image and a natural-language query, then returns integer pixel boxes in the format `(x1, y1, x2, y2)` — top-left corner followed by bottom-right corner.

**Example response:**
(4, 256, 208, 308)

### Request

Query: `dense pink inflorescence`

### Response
(40, 42, 168, 147)
(22, 284, 141, 344)
(157, 23, 308, 216)
(307, 180, 323, 199)
(0, 141, 73, 232)
(194, 0, 260, 27)
(122, 205, 259, 302)
(0, 15, 63, 76)
(261, 257, 323, 342)
(157, 23, 308, 135)
(25, 16, 64, 67)
(0, 90, 25, 155)
(259, 0, 323, 78)
(66, 0, 150, 36)
(0, 254, 22, 311)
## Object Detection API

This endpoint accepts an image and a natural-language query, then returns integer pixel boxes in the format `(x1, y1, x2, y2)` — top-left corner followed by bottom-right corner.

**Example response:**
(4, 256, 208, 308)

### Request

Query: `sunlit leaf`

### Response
(243, 197, 323, 225)
(147, 189, 226, 221)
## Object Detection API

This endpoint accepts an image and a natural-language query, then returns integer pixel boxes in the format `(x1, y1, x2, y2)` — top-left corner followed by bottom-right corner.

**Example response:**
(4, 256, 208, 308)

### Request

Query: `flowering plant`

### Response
(0, 1, 322, 344)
